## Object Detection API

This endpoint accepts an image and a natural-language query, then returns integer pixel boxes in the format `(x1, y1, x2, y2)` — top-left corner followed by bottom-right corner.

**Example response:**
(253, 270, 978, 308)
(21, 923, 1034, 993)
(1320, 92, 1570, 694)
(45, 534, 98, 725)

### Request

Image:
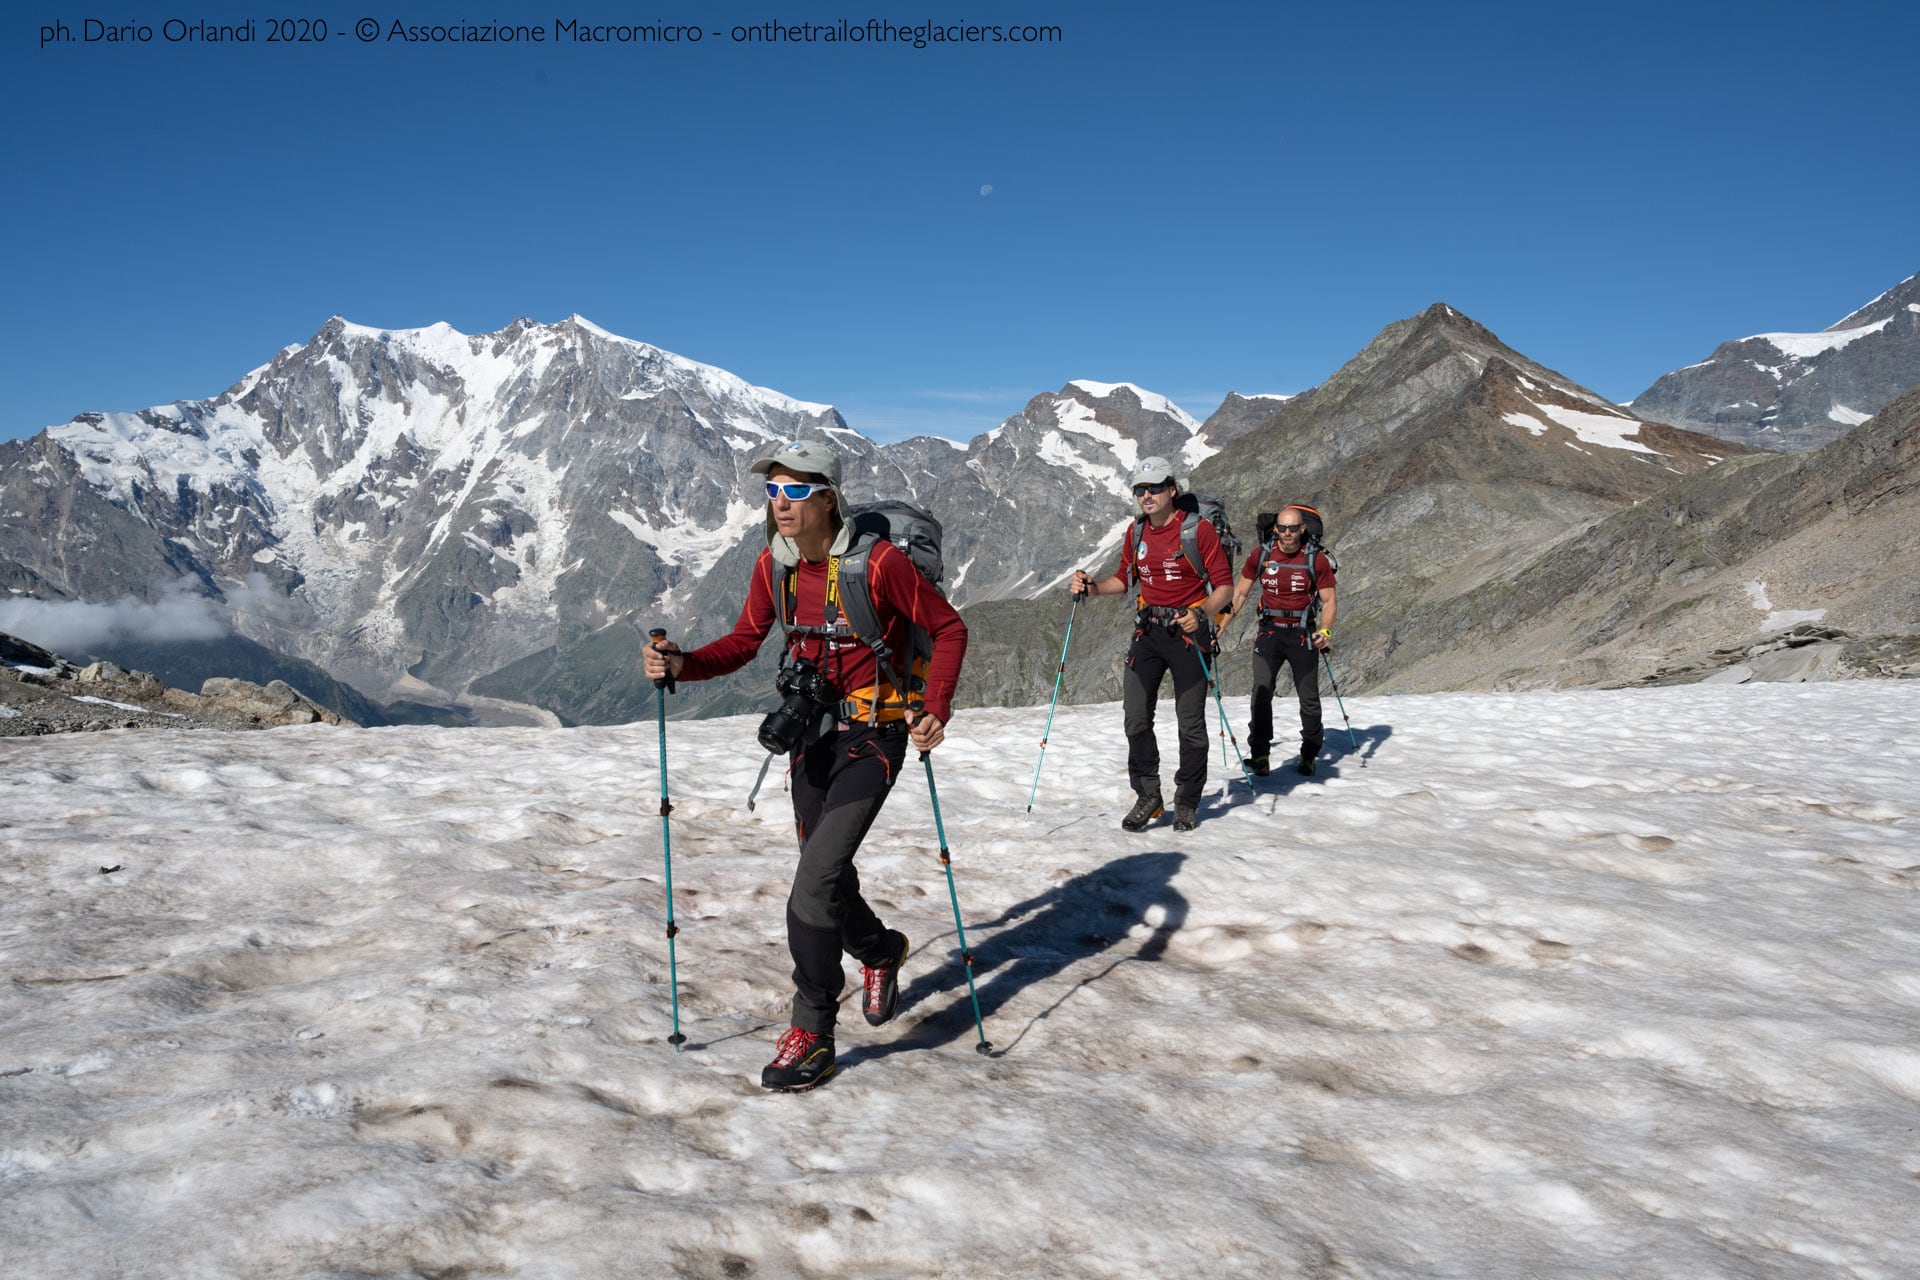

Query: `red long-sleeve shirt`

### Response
(1113, 511, 1231, 607)
(678, 542, 968, 723)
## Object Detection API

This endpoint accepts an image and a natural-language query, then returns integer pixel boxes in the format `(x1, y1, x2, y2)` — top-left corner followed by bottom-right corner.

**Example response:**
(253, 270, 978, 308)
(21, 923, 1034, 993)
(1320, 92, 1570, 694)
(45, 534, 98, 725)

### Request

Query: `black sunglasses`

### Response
(1274, 523, 1305, 534)
(1132, 481, 1173, 497)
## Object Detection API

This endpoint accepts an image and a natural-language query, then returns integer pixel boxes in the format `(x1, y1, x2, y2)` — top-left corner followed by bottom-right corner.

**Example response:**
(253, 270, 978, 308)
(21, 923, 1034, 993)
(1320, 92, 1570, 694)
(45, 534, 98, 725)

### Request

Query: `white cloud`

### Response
(0, 579, 230, 657)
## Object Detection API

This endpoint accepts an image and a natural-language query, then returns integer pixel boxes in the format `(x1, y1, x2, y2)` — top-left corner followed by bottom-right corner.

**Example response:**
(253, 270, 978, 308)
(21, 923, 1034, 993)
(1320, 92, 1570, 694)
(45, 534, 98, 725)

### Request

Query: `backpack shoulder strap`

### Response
(837, 537, 922, 717)
(1127, 514, 1148, 593)
(773, 557, 796, 637)
(1302, 548, 1327, 628)
(835, 536, 885, 647)
(1180, 513, 1216, 592)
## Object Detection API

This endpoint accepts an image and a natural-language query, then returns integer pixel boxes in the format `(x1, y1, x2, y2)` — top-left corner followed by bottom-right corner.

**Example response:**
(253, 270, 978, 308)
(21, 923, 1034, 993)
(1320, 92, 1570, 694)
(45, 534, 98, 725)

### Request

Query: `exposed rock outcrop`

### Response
(1, 632, 350, 735)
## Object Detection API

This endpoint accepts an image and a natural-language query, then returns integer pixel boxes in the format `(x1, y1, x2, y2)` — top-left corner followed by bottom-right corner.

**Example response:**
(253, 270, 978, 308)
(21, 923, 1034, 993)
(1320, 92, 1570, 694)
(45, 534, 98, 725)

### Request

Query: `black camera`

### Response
(758, 659, 838, 755)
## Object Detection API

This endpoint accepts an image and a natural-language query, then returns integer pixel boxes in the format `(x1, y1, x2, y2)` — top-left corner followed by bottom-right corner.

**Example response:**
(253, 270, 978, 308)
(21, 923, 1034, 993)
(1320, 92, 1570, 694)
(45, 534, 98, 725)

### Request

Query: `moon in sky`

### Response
(980, 184, 993, 196)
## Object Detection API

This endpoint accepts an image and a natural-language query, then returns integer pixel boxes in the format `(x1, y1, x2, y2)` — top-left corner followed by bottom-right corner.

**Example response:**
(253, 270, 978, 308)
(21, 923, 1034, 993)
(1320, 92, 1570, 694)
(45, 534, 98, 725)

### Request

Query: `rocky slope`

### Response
(1370, 384, 1920, 692)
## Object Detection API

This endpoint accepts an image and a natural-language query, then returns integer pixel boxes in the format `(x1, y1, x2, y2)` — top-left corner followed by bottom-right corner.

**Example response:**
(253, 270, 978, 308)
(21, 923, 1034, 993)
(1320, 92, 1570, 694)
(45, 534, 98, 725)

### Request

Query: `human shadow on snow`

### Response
(837, 851, 1189, 1067)
(1238, 721, 1393, 793)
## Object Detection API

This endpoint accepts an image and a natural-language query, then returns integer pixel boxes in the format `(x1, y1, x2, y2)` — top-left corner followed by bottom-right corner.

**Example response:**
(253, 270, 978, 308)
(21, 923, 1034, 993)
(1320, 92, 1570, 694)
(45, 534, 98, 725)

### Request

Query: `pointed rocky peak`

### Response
(1828, 270, 1920, 331)
(1004, 379, 1213, 474)
(1410, 301, 1507, 347)
(1199, 392, 1299, 451)
(1266, 301, 1610, 444)
(487, 316, 546, 354)
(1062, 379, 1201, 430)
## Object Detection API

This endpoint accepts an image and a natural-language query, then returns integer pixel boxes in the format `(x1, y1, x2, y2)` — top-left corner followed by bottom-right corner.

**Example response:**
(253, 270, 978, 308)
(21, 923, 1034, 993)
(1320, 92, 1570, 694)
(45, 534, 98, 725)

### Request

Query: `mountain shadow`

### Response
(840, 851, 1189, 1067)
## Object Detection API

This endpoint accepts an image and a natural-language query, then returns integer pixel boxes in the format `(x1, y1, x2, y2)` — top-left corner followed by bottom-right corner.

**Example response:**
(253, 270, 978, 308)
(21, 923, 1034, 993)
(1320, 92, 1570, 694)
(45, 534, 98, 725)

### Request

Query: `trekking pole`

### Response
(1192, 641, 1255, 790)
(923, 750, 992, 1055)
(1024, 592, 1082, 813)
(648, 628, 687, 1050)
(1320, 648, 1360, 753)
(1211, 605, 1246, 769)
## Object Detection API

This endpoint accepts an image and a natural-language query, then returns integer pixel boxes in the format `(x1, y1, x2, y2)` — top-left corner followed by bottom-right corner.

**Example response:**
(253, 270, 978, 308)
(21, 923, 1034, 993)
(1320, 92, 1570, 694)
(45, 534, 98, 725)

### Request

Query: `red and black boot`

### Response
(860, 931, 910, 1026)
(761, 1027, 836, 1092)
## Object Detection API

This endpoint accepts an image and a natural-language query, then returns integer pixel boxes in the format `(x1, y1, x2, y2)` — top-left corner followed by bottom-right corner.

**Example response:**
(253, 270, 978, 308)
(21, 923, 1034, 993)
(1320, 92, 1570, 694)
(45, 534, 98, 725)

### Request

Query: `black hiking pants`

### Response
(1123, 620, 1212, 809)
(785, 721, 910, 1035)
(1249, 625, 1323, 760)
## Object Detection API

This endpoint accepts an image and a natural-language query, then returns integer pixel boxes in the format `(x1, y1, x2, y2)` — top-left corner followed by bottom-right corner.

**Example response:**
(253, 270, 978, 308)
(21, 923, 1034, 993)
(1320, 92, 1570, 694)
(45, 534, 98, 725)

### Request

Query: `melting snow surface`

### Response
(1503, 402, 1661, 455)
(3, 683, 1917, 1276)
(1827, 404, 1871, 426)
(1744, 579, 1828, 632)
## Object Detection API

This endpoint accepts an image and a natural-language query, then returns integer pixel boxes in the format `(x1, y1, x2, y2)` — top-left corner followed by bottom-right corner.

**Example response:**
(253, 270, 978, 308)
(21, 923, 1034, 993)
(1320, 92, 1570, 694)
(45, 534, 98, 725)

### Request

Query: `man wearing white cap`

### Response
(644, 439, 967, 1091)
(1070, 456, 1232, 831)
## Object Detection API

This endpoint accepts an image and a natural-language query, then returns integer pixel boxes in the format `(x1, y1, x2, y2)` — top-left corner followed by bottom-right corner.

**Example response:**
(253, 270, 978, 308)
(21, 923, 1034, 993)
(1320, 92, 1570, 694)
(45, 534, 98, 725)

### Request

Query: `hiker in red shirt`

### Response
(643, 440, 967, 1092)
(1227, 505, 1338, 776)
(1070, 456, 1232, 832)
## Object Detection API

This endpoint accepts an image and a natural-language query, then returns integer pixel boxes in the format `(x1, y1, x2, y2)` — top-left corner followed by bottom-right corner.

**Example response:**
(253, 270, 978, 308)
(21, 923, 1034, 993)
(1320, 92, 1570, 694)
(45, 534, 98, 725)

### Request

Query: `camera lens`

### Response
(757, 704, 808, 755)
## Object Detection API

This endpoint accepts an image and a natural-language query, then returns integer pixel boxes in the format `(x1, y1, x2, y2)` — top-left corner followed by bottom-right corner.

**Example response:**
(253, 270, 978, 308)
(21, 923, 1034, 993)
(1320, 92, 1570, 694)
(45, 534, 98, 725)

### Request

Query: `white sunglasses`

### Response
(765, 481, 830, 501)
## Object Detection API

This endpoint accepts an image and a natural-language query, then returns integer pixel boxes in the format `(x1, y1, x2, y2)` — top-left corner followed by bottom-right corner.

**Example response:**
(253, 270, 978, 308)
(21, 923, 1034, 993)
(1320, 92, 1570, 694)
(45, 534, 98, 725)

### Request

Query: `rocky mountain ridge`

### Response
(1629, 271, 1920, 452)
(6, 283, 1916, 731)
(0, 319, 1259, 725)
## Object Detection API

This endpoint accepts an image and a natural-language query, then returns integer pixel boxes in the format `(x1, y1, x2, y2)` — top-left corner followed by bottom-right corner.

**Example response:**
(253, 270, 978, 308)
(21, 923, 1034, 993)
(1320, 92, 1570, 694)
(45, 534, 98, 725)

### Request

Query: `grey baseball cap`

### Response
(1128, 455, 1176, 488)
(750, 439, 842, 485)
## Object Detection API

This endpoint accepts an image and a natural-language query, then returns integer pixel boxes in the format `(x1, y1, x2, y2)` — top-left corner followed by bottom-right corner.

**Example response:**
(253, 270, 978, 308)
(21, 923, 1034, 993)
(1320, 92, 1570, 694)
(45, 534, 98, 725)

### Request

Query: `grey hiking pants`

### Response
(785, 721, 909, 1035)
(1123, 620, 1212, 809)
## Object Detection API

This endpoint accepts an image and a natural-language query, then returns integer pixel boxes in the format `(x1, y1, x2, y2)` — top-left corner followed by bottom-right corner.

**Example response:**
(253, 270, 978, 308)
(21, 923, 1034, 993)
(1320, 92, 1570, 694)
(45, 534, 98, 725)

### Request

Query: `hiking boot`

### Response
(1121, 792, 1165, 832)
(761, 1027, 836, 1092)
(1250, 755, 1269, 777)
(1172, 804, 1199, 832)
(861, 931, 909, 1026)
(1297, 751, 1318, 776)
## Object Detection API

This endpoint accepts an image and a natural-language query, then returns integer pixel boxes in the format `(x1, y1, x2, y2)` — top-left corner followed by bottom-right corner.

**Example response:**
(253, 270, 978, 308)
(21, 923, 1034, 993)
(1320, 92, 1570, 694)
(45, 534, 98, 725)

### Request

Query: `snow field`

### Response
(2, 682, 1917, 1278)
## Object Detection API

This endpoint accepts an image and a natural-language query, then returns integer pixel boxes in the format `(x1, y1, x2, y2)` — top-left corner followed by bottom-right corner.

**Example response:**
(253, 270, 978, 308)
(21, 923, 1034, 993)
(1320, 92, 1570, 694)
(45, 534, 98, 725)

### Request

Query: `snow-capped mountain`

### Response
(1630, 271, 1920, 451)
(0, 318, 1214, 722)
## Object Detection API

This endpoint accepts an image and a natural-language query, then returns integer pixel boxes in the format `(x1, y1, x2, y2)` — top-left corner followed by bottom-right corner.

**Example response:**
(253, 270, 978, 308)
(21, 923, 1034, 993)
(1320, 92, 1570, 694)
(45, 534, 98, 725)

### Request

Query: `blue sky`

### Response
(3, 0, 1915, 445)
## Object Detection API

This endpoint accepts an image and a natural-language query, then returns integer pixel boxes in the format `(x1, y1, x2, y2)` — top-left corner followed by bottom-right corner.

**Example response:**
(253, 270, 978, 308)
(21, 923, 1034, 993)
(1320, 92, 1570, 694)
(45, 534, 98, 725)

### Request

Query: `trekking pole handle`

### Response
(648, 627, 677, 693)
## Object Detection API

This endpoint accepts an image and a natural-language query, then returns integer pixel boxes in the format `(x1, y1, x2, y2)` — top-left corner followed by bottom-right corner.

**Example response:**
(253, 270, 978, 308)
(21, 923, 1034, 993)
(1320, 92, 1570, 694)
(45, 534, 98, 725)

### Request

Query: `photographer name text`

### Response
(40, 16, 1062, 49)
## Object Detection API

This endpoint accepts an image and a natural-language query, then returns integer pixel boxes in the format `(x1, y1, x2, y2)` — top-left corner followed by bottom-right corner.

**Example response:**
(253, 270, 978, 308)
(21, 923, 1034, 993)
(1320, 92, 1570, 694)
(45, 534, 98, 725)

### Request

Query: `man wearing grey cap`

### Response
(1070, 456, 1233, 831)
(643, 438, 968, 1091)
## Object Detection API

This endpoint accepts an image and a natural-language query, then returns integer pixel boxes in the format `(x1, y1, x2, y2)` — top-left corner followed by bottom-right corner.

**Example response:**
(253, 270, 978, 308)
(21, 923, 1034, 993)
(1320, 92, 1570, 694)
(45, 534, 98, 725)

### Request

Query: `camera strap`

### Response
(745, 751, 778, 813)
